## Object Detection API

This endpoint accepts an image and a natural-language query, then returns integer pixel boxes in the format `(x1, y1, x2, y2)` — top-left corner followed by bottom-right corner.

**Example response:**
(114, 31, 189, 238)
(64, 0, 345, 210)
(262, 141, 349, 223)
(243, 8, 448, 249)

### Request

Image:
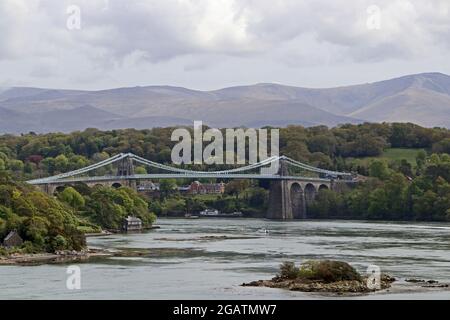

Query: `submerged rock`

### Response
(405, 278, 425, 283)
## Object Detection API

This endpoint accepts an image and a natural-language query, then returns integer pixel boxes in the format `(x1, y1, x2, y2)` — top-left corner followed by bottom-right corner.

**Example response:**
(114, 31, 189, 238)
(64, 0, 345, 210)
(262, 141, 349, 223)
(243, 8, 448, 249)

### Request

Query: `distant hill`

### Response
(1, 72, 450, 134)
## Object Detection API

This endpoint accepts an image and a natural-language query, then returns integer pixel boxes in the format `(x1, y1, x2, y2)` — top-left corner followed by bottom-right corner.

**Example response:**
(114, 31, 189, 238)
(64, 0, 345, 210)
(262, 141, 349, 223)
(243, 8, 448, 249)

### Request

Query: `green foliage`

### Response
(85, 186, 156, 230)
(0, 173, 86, 253)
(382, 148, 422, 166)
(299, 260, 362, 283)
(369, 160, 391, 180)
(161, 197, 186, 215)
(135, 166, 147, 174)
(58, 187, 85, 210)
(225, 180, 250, 198)
(159, 179, 177, 199)
(279, 261, 300, 279)
(148, 182, 268, 217)
(308, 189, 345, 218)
(433, 138, 450, 154)
(278, 260, 361, 283)
(308, 153, 450, 221)
(0, 123, 448, 181)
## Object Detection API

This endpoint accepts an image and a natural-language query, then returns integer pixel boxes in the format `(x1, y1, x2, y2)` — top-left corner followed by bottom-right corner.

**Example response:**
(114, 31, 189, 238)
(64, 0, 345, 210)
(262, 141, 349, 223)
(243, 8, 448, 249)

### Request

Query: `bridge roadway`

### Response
(34, 173, 332, 185)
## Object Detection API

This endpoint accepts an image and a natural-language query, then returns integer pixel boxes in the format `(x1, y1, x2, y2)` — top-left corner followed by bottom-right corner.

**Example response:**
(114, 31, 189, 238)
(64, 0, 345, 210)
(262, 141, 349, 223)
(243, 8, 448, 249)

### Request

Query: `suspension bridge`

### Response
(27, 153, 356, 219)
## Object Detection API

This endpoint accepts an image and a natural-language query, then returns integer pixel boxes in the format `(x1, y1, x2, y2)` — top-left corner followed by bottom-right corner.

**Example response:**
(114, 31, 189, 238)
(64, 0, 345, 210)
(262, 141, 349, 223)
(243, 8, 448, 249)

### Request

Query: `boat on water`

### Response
(199, 209, 243, 218)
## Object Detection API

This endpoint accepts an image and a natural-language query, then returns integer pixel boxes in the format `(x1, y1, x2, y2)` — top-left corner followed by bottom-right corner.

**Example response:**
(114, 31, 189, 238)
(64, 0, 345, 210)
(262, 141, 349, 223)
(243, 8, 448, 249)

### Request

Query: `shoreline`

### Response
(0, 225, 163, 265)
(0, 248, 112, 265)
(85, 225, 161, 237)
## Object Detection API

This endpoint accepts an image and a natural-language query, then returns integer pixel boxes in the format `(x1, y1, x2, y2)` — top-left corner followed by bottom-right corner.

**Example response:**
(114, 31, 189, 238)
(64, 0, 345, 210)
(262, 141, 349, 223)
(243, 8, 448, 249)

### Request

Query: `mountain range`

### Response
(1, 72, 450, 134)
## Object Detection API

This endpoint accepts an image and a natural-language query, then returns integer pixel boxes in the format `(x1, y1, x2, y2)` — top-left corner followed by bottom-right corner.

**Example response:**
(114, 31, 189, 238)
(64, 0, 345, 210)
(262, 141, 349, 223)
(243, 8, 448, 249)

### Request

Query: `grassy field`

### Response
(353, 148, 424, 167)
(381, 148, 424, 165)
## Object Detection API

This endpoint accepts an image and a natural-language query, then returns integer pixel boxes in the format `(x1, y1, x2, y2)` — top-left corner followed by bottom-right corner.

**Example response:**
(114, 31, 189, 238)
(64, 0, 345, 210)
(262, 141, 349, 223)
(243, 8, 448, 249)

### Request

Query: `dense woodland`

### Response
(1, 122, 450, 253)
(0, 122, 449, 177)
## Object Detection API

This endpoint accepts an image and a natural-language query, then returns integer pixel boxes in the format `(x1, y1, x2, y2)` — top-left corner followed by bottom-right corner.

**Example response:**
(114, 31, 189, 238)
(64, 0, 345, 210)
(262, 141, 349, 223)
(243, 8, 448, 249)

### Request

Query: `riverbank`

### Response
(85, 226, 161, 237)
(0, 225, 164, 265)
(0, 248, 112, 265)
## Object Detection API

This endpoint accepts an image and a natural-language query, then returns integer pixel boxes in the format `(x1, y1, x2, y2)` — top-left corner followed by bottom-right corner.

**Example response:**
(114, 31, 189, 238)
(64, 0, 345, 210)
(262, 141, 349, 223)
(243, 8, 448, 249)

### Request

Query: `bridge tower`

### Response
(117, 156, 135, 176)
(116, 156, 137, 189)
(267, 158, 296, 219)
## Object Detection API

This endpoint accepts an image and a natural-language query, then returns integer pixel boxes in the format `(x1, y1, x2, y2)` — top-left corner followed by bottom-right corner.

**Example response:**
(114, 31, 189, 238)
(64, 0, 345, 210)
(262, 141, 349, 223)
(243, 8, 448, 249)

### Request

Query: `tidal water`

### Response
(1, 218, 450, 299)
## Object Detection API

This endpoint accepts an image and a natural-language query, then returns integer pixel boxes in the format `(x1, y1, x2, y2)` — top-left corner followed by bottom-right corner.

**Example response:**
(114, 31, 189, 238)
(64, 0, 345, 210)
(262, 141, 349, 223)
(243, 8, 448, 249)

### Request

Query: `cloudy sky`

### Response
(1, 0, 449, 90)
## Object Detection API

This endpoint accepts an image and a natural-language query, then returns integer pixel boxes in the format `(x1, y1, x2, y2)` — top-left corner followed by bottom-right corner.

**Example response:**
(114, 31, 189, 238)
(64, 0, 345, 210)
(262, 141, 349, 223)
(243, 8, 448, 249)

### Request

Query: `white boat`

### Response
(199, 209, 220, 216)
(199, 209, 243, 218)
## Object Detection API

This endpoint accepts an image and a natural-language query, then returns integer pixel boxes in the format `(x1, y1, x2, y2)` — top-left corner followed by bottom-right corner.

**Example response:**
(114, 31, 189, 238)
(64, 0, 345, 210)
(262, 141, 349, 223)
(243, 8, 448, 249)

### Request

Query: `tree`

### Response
(416, 150, 427, 171)
(58, 187, 85, 211)
(55, 154, 69, 172)
(159, 179, 177, 199)
(367, 188, 389, 219)
(27, 155, 44, 168)
(369, 160, 390, 180)
(398, 159, 413, 177)
(384, 173, 408, 219)
(413, 190, 437, 221)
(0, 177, 86, 253)
(225, 180, 250, 199)
(135, 166, 147, 174)
(247, 187, 268, 208)
(432, 138, 450, 154)
(86, 186, 156, 229)
(307, 135, 336, 156)
(9, 159, 24, 172)
(308, 189, 344, 218)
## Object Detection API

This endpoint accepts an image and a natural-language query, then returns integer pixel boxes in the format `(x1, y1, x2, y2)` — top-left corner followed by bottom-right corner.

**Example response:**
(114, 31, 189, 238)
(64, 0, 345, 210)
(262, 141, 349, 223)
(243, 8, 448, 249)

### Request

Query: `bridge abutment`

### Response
(267, 180, 293, 220)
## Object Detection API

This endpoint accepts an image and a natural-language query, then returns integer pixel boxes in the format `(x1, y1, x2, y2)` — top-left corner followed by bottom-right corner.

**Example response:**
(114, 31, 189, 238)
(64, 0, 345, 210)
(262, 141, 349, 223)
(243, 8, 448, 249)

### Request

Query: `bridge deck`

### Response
(28, 173, 341, 185)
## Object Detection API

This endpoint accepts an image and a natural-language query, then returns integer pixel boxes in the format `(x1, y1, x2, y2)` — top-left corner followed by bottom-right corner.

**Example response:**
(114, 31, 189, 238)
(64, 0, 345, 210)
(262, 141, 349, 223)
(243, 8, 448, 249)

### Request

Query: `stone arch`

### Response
(290, 182, 305, 219)
(318, 184, 329, 191)
(53, 185, 66, 196)
(91, 183, 104, 189)
(112, 182, 122, 189)
(304, 183, 317, 207)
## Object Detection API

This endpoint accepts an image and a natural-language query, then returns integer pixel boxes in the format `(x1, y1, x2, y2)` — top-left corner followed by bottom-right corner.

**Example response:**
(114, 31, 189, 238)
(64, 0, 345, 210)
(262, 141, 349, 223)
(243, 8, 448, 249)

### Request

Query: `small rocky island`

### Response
(242, 260, 395, 293)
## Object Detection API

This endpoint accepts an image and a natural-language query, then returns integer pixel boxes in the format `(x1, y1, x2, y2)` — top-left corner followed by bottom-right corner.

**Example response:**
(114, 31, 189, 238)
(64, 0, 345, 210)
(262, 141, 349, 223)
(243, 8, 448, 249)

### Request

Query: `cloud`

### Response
(0, 0, 449, 88)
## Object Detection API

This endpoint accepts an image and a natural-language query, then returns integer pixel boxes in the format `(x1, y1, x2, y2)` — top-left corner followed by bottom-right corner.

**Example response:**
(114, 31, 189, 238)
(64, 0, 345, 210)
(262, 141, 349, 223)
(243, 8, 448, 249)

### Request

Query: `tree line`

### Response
(0, 122, 449, 179)
(309, 153, 450, 221)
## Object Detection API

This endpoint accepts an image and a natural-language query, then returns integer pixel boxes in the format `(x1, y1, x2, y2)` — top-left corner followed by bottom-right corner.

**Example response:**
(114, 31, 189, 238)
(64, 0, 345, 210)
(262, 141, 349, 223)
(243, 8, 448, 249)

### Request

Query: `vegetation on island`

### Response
(242, 260, 395, 293)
